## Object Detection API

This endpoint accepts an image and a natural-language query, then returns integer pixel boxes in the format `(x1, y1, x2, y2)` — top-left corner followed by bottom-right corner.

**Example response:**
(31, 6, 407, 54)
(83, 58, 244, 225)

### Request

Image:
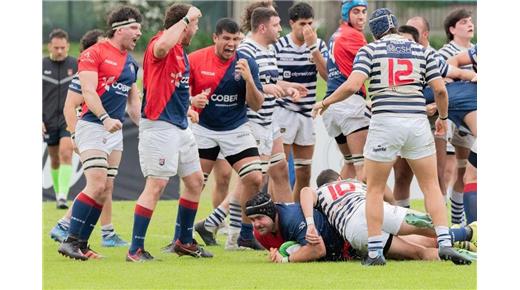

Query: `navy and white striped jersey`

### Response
(315, 179, 367, 237)
(352, 34, 441, 117)
(426, 47, 449, 78)
(468, 45, 477, 72)
(438, 41, 475, 71)
(273, 34, 328, 117)
(238, 39, 279, 127)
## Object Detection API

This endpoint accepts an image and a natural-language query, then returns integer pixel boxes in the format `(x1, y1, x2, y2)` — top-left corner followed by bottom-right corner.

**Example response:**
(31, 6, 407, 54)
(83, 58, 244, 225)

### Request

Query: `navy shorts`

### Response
(43, 126, 71, 146)
(423, 81, 477, 131)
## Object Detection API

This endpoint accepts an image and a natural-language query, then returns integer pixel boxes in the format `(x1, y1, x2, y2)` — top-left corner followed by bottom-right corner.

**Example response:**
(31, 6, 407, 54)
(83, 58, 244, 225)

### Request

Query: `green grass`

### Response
(43, 197, 476, 290)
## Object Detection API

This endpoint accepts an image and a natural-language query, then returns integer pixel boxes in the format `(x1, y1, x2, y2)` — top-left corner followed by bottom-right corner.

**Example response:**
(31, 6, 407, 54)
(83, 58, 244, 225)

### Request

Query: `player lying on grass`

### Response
(246, 189, 476, 263)
(300, 169, 476, 264)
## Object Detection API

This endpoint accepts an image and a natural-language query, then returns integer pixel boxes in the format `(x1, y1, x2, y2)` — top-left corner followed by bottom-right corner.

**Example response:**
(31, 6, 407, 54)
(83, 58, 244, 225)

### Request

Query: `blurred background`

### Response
(43, 0, 477, 56)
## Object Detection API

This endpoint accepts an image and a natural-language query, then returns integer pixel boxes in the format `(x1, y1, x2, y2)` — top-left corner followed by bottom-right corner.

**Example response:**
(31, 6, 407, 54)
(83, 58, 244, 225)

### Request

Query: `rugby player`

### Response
(126, 3, 212, 262)
(312, 8, 471, 266)
(57, 6, 143, 261)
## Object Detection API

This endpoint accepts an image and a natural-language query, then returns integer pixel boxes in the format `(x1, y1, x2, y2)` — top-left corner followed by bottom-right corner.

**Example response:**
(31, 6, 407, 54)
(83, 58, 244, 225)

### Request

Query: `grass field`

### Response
(43, 196, 476, 290)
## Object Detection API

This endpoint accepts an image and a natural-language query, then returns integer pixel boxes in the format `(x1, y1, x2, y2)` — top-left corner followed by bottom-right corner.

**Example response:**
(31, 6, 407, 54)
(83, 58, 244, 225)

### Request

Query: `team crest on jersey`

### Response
(102, 137, 107, 144)
(101, 76, 116, 91)
(283, 71, 291, 79)
(170, 72, 189, 88)
(159, 158, 165, 166)
(234, 71, 242, 81)
(280, 128, 286, 133)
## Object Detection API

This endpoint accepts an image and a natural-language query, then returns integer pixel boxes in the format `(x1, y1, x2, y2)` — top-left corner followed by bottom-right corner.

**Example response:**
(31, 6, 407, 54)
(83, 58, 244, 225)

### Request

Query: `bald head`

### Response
(406, 16, 430, 47)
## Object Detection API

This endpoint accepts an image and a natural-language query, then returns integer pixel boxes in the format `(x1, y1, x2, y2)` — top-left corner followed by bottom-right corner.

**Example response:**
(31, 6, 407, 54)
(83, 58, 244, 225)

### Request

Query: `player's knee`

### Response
(269, 153, 287, 174)
(238, 160, 262, 185)
(59, 151, 73, 164)
(185, 174, 205, 194)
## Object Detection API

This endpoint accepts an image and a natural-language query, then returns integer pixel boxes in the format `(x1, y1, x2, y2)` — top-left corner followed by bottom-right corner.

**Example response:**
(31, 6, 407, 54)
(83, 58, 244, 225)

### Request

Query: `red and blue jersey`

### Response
(77, 41, 138, 124)
(189, 46, 263, 131)
(325, 23, 367, 99)
(141, 32, 191, 129)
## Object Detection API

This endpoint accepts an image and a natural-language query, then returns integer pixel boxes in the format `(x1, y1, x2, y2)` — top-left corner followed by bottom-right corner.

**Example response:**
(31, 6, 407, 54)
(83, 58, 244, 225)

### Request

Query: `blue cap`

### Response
(368, 8, 398, 39)
(341, 0, 368, 22)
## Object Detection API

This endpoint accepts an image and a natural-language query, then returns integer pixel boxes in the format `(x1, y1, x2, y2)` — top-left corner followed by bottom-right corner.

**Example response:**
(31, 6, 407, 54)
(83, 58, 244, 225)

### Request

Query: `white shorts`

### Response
(344, 202, 408, 255)
(364, 116, 435, 162)
(450, 126, 475, 149)
(322, 95, 370, 138)
(248, 121, 280, 156)
(274, 107, 315, 146)
(191, 123, 258, 158)
(75, 120, 123, 155)
(138, 119, 201, 179)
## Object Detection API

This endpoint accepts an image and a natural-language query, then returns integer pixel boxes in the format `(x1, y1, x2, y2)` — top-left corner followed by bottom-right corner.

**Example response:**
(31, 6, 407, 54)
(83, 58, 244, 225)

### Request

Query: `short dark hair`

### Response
(288, 2, 314, 22)
(79, 29, 105, 52)
(240, 1, 275, 33)
(443, 9, 472, 42)
(164, 3, 191, 30)
(49, 28, 69, 42)
(251, 7, 279, 32)
(106, 5, 143, 38)
(398, 25, 420, 43)
(316, 169, 340, 187)
(215, 18, 240, 35)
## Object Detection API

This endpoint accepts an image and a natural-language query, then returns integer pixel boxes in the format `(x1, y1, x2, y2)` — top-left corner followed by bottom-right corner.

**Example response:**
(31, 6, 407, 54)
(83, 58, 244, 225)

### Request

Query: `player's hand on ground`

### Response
(311, 100, 328, 118)
(425, 103, 437, 117)
(186, 6, 202, 23)
(236, 59, 252, 82)
(269, 247, 284, 263)
(434, 117, 447, 137)
(102, 117, 123, 133)
(305, 224, 321, 245)
(187, 108, 199, 123)
(263, 84, 285, 98)
(191, 89, 210, 109)
(303, 25, 318, 48)
(42, 122, 47, 137)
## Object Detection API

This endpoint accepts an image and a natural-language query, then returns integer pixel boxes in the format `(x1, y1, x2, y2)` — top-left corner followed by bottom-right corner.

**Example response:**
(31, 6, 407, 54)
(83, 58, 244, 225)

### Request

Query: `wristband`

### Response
(99, 113, 109, 122)
(321, 99, 327, 107)
(439, 115, 448, 120)
(182, 16, 190, 25)
(282, 256, 289, 263)
(305, 216, 314, 226)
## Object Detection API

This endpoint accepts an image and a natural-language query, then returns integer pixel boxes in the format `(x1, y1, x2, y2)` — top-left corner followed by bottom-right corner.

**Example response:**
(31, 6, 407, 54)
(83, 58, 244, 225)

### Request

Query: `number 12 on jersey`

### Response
(388, 58, 413, 86)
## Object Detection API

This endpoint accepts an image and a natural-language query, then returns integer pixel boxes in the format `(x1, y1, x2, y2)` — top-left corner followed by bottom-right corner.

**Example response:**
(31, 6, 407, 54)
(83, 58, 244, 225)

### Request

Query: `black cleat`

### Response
(126, 248, 155, 262)
(173, 239, 213, 258)
(237, 236, 265, 250)
(195, 221, 217, 246)
(58, 238, 88, 261)
(439, 246, 472, 265)
(362, 254, 387, 266)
